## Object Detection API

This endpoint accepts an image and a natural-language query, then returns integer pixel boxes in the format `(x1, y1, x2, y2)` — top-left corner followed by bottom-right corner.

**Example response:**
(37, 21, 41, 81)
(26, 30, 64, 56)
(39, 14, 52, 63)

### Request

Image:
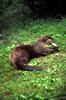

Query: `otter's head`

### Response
(37, 36, 59, 50)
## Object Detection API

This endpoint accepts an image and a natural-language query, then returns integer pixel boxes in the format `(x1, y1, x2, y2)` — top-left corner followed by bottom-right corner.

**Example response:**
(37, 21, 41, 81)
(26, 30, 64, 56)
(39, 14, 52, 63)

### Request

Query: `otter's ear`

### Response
(37, 36, 48, 42)
(37, 36, 44, 41)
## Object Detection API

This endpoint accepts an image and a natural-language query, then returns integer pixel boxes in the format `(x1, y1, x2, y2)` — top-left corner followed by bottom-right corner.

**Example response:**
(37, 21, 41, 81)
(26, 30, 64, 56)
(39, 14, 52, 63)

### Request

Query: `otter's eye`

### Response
(46, 39, 52, 44)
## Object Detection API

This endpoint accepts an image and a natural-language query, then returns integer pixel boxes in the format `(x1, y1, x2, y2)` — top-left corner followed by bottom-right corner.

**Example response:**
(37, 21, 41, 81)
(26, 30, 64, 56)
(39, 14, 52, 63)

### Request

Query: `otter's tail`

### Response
(15, 62, 44, 71)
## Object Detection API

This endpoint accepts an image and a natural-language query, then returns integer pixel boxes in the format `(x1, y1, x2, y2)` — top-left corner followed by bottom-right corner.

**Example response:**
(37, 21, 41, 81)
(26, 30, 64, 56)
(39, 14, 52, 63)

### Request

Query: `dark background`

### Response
(0, 0, 66, 32)
(24, 0, 66, 18)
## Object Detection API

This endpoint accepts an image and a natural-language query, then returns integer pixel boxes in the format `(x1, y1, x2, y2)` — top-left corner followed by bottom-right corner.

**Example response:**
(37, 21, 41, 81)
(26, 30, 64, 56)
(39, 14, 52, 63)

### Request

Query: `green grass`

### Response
(0, 18, 66, 100)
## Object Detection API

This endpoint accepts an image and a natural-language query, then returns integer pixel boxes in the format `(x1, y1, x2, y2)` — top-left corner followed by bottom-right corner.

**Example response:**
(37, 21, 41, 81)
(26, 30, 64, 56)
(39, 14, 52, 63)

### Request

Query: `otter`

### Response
(9, 36, 59, 71)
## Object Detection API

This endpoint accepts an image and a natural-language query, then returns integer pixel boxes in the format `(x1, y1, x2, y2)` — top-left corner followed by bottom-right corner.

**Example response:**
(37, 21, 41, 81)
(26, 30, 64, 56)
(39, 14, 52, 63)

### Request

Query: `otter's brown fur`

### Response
(9, 36, 59, 71)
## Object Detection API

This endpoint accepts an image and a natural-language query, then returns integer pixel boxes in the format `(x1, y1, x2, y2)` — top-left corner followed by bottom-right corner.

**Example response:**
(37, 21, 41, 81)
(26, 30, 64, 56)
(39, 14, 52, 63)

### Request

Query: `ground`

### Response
(0, 18, 66, 100)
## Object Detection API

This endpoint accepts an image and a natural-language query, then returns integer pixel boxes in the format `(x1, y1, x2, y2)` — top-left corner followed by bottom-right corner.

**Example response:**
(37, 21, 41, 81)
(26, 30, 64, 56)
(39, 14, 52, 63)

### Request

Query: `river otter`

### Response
(9, 36, 59, 71)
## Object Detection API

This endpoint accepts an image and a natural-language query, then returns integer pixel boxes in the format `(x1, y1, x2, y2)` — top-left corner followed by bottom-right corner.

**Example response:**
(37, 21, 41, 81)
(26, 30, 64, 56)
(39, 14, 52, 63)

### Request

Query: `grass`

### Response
(0, 18, 66, 100)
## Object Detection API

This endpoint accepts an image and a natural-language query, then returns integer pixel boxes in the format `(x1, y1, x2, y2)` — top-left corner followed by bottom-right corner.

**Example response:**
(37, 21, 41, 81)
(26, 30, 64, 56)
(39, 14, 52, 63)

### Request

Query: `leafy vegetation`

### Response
(0, 18, 66, 100)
